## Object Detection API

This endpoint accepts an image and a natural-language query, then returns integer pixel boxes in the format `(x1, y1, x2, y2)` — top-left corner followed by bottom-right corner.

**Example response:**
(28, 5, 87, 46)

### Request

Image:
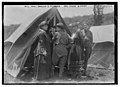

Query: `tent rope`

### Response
(90, 53, 110, 68)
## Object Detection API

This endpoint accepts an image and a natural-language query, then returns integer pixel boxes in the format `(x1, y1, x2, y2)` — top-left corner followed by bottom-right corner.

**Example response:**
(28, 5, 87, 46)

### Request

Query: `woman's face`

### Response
(42, 25, 48, 31)
(56, 27, 61, 32)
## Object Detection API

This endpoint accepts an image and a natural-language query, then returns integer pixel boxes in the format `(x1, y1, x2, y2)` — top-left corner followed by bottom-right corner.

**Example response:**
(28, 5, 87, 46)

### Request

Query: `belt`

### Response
(57, 43, 68, 46)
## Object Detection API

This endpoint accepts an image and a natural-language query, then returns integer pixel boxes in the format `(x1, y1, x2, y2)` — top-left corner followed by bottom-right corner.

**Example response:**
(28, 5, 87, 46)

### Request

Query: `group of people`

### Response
(33, 20, 93, 81)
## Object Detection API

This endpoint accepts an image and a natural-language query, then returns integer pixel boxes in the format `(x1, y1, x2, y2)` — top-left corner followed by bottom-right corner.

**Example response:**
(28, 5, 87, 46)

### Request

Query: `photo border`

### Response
(2, 2, 118, 85)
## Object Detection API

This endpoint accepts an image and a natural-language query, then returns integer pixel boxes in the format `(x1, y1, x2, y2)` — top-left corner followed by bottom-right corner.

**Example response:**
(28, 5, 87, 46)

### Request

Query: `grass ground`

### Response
(4, 67, 114, 84)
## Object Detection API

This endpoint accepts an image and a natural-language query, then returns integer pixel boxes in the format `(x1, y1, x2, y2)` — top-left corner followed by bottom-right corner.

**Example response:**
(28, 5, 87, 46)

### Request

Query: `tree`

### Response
(93, 5, 104, 26)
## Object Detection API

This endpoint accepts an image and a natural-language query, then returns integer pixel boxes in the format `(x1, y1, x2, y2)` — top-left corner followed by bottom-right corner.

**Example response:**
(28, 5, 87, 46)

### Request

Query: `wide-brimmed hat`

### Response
(56, 22, 64, 29)
(39, 21, 48, 28)
(82, 23, 91, 30)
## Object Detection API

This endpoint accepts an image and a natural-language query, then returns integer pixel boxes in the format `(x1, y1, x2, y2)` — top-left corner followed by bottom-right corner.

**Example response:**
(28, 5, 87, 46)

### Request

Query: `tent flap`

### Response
(6, 47, 31, 77)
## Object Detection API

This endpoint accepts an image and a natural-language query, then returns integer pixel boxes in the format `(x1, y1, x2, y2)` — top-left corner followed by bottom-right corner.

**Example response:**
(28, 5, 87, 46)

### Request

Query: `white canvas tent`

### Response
(90, 24, 114, 43)
(88, 24, 115, 69)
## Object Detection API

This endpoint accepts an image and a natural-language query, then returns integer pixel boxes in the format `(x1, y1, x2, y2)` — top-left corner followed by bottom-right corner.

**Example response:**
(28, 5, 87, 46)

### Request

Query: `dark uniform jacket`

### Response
(83, 29, 93, 49)
(52, 31, 71, 65)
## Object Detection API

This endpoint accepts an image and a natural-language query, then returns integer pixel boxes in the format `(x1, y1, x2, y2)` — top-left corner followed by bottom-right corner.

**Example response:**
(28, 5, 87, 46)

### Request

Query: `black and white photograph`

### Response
(3, 2, 117, 85)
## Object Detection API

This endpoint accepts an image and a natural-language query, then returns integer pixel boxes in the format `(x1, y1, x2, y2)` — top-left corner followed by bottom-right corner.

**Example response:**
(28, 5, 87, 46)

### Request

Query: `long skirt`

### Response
(34, 55, 52, 81)
(68, 45, 83, 75)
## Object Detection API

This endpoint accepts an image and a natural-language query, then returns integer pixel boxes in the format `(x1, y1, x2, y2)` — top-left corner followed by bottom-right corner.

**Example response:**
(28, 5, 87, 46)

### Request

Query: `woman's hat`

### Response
(56, 22, 64, 29)
(39, 21, 48, 28)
